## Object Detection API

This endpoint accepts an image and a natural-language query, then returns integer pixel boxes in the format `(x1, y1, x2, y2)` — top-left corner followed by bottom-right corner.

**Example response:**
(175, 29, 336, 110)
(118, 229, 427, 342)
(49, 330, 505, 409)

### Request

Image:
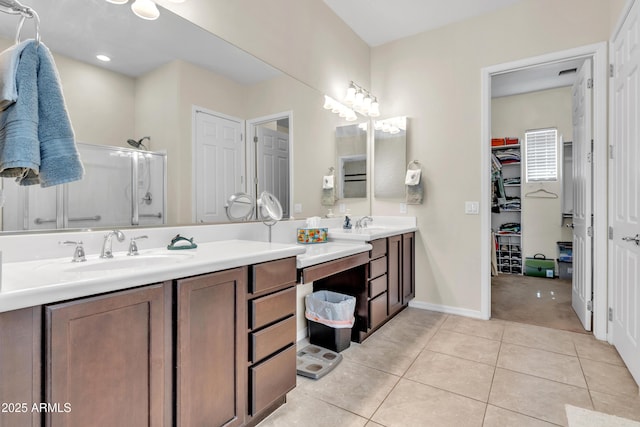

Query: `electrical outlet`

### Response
(294, 203, 302, 213)
(465, 201, 479, 215)
(400, 203, 407, 214)
(339, 203, 346, 213)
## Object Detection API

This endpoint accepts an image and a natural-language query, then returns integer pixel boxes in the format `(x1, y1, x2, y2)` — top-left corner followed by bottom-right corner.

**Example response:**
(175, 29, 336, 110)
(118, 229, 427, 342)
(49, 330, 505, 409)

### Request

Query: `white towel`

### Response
(323, 175, 334, 189)
(0, 40, 30, 112)
(405, 169, 421, 185)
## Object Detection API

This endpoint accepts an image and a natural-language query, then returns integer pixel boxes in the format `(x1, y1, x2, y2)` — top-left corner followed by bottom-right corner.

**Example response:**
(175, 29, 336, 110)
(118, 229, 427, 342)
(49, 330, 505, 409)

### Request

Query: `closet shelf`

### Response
(492, 144, 521, 150)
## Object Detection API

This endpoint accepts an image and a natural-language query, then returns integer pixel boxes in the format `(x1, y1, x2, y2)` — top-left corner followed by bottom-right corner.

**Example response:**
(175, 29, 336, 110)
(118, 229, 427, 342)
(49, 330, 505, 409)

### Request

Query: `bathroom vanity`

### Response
(0, 241, 303, 427)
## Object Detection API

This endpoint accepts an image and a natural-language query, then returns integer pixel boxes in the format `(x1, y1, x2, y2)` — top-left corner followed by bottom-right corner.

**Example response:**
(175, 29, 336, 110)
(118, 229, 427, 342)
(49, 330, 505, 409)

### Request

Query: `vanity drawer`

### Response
(369, 275, 387, 298)
(249, 286, 296, 330)
(251, 257, 297, 294)
(369, 256, 387, 279)
(370, 239, 387, 259)
(369, 292, 387, 329)
(250, 345, 296, 416)
(250, 315, 296, 363)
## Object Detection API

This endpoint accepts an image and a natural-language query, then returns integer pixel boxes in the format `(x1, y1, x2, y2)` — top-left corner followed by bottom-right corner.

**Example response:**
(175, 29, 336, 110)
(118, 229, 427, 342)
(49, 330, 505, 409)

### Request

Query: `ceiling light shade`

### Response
(345, 85, 356, 105)
(354, 90, 364, 108)
(369, 98, 380, 117)
(323, 95, 334, 110)
(363, 94, 372, 112)
(131, 0, 159, 20)
(106, 0, 128, 4)
(345, 109, 357, 121)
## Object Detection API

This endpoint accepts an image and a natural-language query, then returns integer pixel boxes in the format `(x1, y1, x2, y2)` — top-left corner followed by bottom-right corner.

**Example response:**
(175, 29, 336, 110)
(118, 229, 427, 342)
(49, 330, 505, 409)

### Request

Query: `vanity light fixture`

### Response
(323, 95, 357, 121)
(343, 81, 380, 117)
(105, 0, 187, 20)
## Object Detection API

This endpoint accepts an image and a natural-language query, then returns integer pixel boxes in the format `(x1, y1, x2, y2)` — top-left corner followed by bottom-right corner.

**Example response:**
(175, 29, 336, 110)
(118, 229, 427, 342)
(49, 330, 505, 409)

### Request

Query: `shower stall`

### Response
(1, 143, 167, 231)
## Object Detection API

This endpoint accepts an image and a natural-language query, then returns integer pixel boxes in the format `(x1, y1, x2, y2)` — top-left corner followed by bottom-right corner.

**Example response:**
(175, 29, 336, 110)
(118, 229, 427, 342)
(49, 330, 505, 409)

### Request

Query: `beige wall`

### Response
(370, 0, 616, 313)
(492, 87, 573, 260)
(156, 0, 371, 102)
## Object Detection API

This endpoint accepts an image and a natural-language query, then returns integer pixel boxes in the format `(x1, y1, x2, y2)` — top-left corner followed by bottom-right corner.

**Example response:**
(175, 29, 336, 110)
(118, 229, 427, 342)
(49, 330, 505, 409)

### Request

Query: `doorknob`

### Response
(622, 234, 640, 245)
(566, 223, 574, 229)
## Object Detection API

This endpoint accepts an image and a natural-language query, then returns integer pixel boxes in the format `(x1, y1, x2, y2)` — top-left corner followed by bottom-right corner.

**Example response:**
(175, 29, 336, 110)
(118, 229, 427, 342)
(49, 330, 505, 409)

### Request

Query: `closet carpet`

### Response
(491, 274, 588, 334)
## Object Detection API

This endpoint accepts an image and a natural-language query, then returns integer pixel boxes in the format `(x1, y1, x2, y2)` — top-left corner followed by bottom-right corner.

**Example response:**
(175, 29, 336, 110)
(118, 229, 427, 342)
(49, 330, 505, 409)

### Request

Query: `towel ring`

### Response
(15, 7, 40, 46)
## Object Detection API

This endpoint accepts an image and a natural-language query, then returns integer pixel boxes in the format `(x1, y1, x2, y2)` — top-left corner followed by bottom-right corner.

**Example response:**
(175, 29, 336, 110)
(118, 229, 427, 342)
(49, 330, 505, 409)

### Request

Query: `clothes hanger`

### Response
(525, 188, 558, 199)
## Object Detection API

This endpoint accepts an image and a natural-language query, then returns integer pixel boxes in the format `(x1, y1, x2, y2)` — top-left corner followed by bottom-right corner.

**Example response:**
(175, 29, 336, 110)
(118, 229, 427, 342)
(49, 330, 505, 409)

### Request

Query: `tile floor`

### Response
(258, 308, 640, 427)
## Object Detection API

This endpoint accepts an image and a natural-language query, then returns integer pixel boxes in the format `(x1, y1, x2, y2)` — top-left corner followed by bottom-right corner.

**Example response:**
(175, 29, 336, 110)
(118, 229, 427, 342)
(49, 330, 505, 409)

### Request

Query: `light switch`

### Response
(294, 203, 303, 213)
(465, 201, 479, 215)
(400, 203, 407, 214)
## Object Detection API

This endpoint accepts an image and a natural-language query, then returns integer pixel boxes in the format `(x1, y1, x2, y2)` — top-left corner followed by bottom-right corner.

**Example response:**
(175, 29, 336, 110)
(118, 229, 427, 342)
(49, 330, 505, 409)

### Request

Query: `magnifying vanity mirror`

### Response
(335, 122, 368, 199)
(225, 192, 255, 222)
(374, 116, 407, 198)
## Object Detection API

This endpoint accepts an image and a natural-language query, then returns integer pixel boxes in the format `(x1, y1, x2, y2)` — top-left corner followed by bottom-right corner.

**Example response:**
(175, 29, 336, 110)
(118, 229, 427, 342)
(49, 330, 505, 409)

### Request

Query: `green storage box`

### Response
(525, 254, 555, 278)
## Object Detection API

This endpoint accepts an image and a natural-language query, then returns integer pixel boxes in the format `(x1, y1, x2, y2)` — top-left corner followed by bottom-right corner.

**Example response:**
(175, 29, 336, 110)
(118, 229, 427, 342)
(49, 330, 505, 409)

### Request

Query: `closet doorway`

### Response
(480, 43, 608, 339)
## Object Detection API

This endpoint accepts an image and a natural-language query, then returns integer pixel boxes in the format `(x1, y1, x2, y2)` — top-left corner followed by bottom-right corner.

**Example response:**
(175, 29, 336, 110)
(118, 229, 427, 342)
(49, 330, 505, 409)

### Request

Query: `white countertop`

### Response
(327, 225, 418, 242)
(295, 241, 372, 268)
(0, 240, 305, 313)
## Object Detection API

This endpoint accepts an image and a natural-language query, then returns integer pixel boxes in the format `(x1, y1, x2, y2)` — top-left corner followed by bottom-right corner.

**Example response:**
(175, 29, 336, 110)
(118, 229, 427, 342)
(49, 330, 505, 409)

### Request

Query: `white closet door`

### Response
(571, 58, 593, 331)
(194, 111, 243, 223)
(610, 0, 640, 386)
(256, 126, 289, 218)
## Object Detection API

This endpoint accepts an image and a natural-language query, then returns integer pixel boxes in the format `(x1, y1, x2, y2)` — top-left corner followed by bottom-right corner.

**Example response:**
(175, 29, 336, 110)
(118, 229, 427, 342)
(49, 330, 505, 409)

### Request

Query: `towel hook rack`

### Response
(0, 0, 40, 46)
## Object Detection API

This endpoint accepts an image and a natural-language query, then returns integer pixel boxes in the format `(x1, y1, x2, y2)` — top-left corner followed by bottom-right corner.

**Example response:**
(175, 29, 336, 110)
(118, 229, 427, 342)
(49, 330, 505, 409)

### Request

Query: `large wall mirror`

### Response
(0, 0, 352, 233)
(374, 116, 407, 198)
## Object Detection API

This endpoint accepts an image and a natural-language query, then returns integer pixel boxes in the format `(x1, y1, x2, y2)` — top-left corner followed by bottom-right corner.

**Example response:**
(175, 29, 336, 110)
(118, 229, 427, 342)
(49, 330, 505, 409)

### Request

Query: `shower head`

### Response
(127, 136, 150, 150)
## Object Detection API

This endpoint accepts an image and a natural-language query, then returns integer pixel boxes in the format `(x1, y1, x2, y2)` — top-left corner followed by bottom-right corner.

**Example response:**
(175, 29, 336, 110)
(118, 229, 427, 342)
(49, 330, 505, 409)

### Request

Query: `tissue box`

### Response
(297, 228, 328, 244)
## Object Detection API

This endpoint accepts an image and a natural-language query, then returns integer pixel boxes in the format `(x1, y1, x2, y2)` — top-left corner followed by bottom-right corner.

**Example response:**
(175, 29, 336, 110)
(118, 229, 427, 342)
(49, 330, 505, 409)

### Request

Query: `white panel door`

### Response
(256, 126, 289, 218)
(194, 111, 243, 223)
(571, 58, 593, 331)
(610, 0, 640, 385)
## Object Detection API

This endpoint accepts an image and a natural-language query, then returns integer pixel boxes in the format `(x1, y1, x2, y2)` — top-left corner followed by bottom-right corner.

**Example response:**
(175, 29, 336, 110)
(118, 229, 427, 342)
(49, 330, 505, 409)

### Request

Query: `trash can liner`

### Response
(305, 290, 356, 329)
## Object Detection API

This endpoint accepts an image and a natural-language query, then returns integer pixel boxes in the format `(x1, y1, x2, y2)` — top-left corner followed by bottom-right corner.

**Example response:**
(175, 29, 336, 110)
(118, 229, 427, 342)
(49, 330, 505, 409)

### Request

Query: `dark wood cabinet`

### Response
(387, 234, 403, 316)
(176, 268, 247, 427)
(45, 283, 171, 427)
(402, 232, 416, 304)
(246, 258, 297, 425)
(0, 307, 41, 427)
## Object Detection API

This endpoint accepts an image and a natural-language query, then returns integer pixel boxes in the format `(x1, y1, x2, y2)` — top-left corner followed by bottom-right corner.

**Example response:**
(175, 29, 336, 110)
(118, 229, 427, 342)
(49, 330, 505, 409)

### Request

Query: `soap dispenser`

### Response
(343, 215, 352, 230)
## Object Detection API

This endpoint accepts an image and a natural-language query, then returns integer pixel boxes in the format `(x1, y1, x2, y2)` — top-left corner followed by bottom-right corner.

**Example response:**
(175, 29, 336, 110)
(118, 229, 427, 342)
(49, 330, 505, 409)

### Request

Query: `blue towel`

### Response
(0, 40, 84, 187)
(0, 40, 30, 111)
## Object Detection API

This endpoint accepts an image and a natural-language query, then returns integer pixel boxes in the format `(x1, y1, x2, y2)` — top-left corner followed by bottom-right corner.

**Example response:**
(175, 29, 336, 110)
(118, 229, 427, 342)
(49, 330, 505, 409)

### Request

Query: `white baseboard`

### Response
(297, 328, 308, 342)
(408, 300, 487, 320)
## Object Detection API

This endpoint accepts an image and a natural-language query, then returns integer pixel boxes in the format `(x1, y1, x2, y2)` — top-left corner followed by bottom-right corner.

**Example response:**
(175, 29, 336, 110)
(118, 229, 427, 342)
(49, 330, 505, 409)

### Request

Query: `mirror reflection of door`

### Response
(193, 109, 244, 223)
(255, 120, 290, 219)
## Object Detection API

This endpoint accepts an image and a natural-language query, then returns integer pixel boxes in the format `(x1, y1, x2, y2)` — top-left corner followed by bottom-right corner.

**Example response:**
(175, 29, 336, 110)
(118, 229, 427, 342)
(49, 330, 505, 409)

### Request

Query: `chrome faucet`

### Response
(355, 216, 373, 230)
(100, 230, 125, 258)
(59, 240, 86, 262)
(127, 235, 148, 256)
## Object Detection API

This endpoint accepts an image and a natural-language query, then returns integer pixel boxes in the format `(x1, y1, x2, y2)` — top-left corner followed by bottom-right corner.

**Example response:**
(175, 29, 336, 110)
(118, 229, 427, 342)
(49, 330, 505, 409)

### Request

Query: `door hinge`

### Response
(610, 64, 614, 78)
(609, 226, 614, 240)
(253, 136, 258, 143)
(587, 226, 593, 237)
(254, 177, 259, 185)
(587, 78, 593, 89)
(609, 144, 614, 159)
(609, 307, 613, 321)
(587, 301, 593, 311)
(240, 133, 243, 142)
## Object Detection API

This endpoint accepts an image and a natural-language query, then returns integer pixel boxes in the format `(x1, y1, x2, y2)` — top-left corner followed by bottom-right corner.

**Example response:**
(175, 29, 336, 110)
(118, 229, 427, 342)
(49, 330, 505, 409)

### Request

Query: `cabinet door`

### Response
(0, 307, 41, 427)
(46, 283, 170, 427)
(387, 235, 403, 315)
(402, 232, 415, 304)
(176, 268, 247, 427)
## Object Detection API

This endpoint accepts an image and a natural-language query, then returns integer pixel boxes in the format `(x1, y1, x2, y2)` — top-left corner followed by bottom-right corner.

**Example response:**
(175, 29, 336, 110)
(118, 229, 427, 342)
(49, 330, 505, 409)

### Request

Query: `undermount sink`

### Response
(36, 252, 195, 274)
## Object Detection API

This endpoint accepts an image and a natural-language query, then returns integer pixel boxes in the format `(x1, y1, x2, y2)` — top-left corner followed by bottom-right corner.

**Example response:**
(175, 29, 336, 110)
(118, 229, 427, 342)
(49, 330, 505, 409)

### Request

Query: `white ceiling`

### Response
(323, 0, 526, 47)
(0, 0, 281, 84)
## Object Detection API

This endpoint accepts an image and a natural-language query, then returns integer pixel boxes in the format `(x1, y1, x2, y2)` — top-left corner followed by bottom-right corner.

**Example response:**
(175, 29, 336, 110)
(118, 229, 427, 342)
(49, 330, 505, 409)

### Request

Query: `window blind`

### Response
(525, 128, 558, 182)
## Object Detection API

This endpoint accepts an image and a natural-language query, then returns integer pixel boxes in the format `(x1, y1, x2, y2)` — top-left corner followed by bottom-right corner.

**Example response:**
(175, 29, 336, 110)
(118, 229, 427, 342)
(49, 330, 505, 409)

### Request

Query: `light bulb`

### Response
(369, 99, 380, 117)
(345, 85, 356, 105)
(323, 95, 333, 110)
(354, 91, 364, 108)
(131, 0, 159, 20)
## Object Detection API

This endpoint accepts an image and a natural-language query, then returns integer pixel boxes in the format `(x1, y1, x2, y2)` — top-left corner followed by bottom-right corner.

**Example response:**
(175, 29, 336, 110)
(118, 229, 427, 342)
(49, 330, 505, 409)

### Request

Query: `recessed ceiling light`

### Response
(105, 0, 128, 4)
(96, 54, 111, 62)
